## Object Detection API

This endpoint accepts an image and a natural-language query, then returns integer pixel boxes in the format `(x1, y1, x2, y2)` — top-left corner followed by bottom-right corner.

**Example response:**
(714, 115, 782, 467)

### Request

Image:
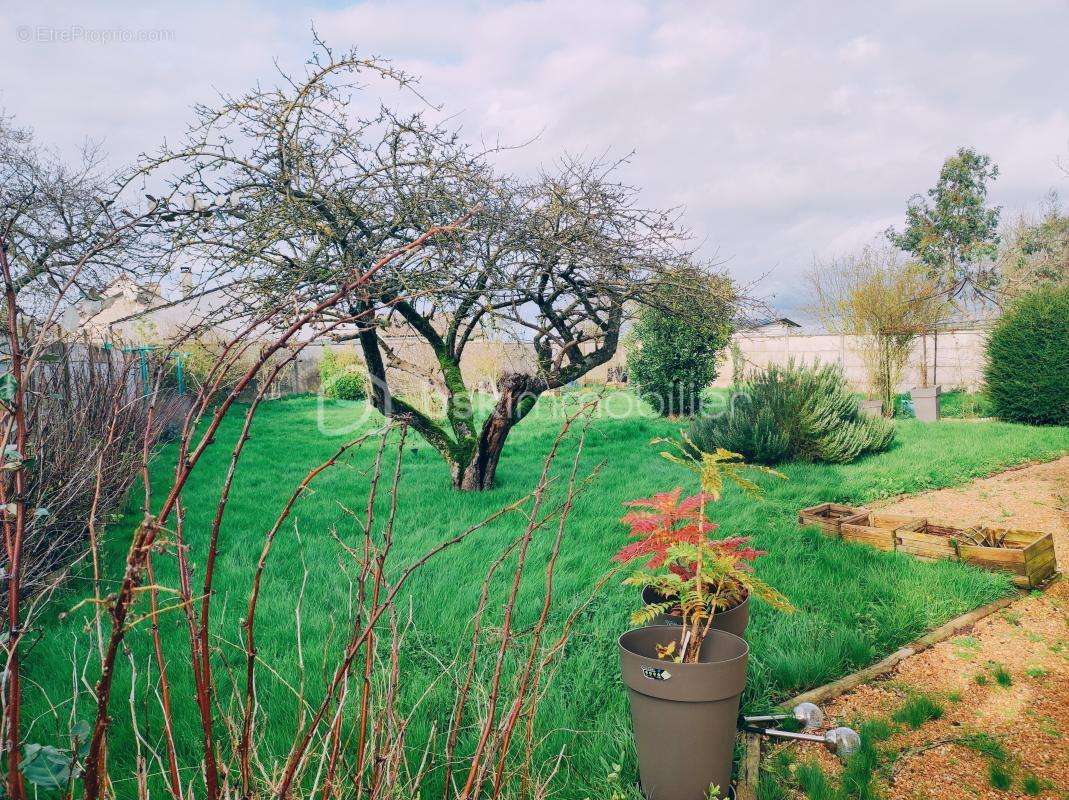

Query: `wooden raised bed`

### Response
(957, 526, 1058, 589)
(894, 522, 1057, 586)
(840, 512, 925, 552)
(896, 521, 964, 561)
(797, 503, 868, 537)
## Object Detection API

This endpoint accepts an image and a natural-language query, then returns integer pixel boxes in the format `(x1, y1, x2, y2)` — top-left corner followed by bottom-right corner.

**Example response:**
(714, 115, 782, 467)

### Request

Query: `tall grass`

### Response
(23, 394, 1069, 798)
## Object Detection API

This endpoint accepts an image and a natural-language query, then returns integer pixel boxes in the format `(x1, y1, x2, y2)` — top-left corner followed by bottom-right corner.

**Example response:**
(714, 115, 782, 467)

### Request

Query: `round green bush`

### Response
(984, 285, 1069, 425)
(324, 370, 366, 401)
(319, 346, 367, 401)
(627, 307, 732, 417)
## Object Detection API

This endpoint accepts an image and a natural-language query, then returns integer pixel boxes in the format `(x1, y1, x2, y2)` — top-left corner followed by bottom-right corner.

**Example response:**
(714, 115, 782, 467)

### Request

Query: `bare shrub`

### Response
(16, 340, 182, 595)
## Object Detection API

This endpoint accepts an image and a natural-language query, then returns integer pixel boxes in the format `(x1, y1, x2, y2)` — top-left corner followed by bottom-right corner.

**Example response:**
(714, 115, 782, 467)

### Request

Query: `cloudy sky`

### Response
(2, 1, 1067, 311)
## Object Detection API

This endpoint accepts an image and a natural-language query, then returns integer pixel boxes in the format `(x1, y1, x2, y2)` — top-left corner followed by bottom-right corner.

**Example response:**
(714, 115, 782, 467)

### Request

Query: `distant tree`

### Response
(807, 245, 950, 415)
(887, 147, 1001, 298)
(627, 270, 735, 416)
(995, 192, 1069, 299)
(0, 117, 158, 311)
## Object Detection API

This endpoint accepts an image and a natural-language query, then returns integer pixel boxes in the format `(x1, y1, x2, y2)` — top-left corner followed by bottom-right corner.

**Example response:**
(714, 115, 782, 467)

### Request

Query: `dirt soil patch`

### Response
(773, 457, 1069, 799)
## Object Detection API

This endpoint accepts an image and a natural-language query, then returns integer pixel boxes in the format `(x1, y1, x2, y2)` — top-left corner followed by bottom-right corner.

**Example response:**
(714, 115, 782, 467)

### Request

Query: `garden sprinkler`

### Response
(743, 701, 824, 729)
(739, 703, 861, 759)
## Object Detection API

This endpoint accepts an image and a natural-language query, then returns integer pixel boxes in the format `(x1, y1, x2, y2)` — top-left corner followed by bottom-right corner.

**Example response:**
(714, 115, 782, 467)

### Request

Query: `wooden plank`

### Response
(735, 734, 761, 800)
(791, 598, 1013, 705)
(997, 528, 1046, 547)
(841, 524, 896, 551)
(898, 541, 956, 560)
(798, 504, 868, 536)
(896, 529, 958, 560)
(870, 513, 925, 531)
(959, 545, 1028, 575)
(1026, 551, 1058, 582)
(1023, 536, 1055, 559)
(786, 596, 1017, 708)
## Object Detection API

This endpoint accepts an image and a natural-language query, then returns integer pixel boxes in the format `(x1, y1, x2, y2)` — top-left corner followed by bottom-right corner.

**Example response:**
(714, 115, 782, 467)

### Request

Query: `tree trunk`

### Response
(454, 373, 544, 491)
(919, 333, 929, 388)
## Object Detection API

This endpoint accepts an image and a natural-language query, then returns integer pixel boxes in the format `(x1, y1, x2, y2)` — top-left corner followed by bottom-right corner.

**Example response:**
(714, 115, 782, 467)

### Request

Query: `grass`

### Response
(958, 732, 1009, 762)
(1022, 773, 1049, 795)
(780, 717, 893, 800)
(991, 663, 1014, 687)
(891, 694, 944, 729)
(988, 762, 1014, 791)
(959, 731, 1017, 791)
(939, 390, 994, 419)
(22, 392, 1069, 798)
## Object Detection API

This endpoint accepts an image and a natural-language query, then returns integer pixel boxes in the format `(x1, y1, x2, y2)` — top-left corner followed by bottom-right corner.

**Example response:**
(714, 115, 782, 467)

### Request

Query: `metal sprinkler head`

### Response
(743, 702, 826, 729)
(824, 727, 861, 758)
(793, 702, 824, 730)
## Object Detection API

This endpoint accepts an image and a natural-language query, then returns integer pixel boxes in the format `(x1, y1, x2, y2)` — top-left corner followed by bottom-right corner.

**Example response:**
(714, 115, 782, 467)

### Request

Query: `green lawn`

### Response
(24, 393, 1069, 798)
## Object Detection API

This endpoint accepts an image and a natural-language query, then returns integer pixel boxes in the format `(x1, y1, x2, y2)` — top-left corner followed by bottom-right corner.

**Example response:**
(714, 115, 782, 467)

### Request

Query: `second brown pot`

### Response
(640, 585, 750, 638)
(619, 625, 749, 800)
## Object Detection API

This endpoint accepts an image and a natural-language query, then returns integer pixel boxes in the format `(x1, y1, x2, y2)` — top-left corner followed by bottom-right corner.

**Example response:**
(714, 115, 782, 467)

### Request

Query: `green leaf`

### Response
(71, 720, 91, 758)
(20, 743, 73, 790)
(0, 373, 16, 403)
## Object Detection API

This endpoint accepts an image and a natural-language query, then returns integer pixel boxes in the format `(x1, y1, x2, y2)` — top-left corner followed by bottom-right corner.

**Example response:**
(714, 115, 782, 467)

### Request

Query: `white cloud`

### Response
(1, 0, 1066, 310)
(838, 35, 881, 63)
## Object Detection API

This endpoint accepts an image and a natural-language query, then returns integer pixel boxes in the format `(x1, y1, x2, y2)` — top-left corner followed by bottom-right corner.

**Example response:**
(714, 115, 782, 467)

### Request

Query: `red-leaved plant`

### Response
(617, 435, 792, 662)
(615, 488, 763, 612)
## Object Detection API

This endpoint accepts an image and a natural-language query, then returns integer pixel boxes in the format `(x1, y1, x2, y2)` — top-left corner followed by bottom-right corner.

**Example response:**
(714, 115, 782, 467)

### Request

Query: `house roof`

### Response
(736, 315, 803, 330)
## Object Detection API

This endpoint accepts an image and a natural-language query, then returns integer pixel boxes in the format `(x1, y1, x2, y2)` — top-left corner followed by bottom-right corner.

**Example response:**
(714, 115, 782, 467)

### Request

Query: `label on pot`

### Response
(642, 666, 671, 681)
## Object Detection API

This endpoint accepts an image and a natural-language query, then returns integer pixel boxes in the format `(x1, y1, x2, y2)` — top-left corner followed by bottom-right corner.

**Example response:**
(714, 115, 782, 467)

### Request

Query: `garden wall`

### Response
(264, 326, 992, 397)
(711, 327, 991, 392)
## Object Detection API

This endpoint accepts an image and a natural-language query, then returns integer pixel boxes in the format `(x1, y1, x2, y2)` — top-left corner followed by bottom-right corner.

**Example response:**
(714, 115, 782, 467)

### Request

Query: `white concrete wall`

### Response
(711, 328, 990, 392)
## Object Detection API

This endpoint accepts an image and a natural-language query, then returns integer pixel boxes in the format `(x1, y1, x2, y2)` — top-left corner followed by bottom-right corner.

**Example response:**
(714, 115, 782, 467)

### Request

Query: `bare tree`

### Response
(0, 118, 163, 312)
(806, 244, 950, 415)
(140, 41, 710, 489)
(0, 118, 173, 797)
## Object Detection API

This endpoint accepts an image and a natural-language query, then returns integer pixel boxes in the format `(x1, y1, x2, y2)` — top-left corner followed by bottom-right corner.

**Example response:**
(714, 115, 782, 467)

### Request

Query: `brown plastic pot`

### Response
(640, 585, 750, 638)
(619, 625, 749, 800)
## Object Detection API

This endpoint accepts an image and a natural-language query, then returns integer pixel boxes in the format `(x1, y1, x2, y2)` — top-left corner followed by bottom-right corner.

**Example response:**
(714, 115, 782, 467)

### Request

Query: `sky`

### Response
(2, 0, 1067, 313)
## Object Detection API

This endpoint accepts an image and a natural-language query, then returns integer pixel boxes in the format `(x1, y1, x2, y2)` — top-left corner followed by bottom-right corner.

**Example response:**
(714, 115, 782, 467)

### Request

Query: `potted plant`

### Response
(620, 440, 784, 640)
(616, 489, 758, 637)
(618, 437, 792, 799)
(619, 538, 792, 799)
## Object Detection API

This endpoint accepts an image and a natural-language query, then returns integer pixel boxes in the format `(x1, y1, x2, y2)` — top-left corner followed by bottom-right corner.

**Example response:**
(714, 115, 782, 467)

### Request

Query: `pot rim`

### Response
(641, 583, 749, 616)
(618, 624, 749, 666)
(910, 385, 942, 396)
